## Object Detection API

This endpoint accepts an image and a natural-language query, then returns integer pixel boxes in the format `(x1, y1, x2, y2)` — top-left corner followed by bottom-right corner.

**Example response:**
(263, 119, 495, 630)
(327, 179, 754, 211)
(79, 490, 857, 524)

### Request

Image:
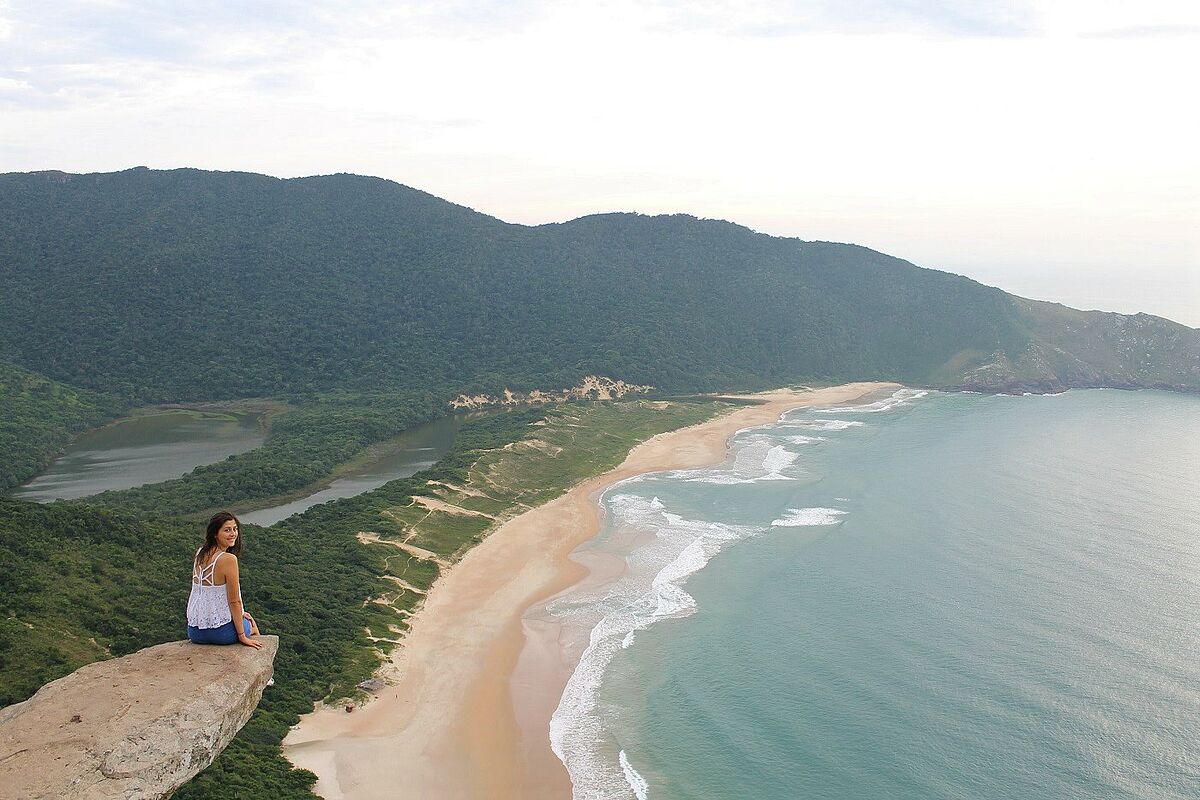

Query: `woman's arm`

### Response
(222, 555, 262, 649)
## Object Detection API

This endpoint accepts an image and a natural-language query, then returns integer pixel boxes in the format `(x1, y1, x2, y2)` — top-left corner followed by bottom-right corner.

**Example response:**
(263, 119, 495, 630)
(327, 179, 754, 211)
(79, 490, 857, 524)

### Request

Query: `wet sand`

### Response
(282, 383, 895, 799)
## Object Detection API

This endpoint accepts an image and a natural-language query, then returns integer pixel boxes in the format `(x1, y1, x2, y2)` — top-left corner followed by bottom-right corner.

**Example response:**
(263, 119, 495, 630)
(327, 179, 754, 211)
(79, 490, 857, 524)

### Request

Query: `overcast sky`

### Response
(2, 1, 1197, 325)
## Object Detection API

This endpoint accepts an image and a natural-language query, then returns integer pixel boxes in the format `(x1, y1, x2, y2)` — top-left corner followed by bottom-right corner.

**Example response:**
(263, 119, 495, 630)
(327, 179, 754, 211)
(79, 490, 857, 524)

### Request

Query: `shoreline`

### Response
(281, 382, 896, 799)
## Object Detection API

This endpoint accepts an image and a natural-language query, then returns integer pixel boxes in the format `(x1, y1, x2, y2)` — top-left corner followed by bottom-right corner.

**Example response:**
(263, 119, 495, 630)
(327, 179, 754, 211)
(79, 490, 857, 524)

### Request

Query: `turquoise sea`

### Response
(547, 388, 1200, 799)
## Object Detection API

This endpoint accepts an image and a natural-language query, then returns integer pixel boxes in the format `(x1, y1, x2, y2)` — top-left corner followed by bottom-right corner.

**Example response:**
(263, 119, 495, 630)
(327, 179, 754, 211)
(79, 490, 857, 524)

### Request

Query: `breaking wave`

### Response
(620, 750, 649, 800)
(548, 493, 759, 799)
(672, 437, 804, 484)
(815, 387, 929, 414)
(782, 419, 864, 431)
(547, 388, 907, 798)
(772, 507, 847, 527)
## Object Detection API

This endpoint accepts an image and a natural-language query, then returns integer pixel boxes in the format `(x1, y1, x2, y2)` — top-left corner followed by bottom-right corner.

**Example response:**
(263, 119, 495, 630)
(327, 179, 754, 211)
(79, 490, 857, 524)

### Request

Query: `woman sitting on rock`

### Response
(187, 511, 263, 649)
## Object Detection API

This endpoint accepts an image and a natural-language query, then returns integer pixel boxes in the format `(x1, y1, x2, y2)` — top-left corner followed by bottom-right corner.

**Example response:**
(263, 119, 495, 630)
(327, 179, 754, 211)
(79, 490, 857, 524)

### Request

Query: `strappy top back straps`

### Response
(192, 550, 224, 586)
(187, 550, 235, 630)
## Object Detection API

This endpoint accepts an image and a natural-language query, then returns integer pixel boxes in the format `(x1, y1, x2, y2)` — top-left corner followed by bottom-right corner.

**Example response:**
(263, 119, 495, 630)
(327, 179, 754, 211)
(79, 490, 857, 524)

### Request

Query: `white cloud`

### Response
(0, 76, 29, 95)
(0, 0, 12, 40)
(0, 0, 1197, 324)
(1038, 0, 1200, 37)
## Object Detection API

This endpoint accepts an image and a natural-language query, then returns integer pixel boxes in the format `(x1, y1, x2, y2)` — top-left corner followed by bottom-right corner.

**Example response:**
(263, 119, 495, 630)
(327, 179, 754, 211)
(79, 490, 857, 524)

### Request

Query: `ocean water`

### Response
(547, 388, 1200, 799)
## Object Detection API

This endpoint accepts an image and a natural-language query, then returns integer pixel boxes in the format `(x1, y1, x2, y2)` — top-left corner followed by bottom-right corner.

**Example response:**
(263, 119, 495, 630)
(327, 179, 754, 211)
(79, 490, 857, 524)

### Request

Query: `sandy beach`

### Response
(282, 382, 895, 799)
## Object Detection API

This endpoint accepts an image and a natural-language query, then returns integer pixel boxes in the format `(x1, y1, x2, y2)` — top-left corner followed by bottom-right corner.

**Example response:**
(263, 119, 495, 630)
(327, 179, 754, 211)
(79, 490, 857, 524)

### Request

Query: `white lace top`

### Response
(186, 551, 240, 629)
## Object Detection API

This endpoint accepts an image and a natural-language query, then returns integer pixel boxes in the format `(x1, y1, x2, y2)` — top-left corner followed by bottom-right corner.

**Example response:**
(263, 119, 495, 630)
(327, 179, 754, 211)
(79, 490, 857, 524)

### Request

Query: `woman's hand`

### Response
(239, 635, 263, 649)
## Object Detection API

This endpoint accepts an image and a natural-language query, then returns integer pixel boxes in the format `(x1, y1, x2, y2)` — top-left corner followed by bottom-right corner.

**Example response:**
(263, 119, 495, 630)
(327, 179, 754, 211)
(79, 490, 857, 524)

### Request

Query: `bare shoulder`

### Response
(214, 552, 239, 576)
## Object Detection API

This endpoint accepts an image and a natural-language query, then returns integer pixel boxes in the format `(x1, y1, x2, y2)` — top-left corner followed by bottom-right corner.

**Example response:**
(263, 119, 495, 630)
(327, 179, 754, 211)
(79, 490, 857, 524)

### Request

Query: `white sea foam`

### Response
(761, 444, 798, 475)
(772, 507, 847, 527)
(549, 423, 838, 796)
(680, 472, 757, 485)
(783, 434, 825, 445)
(620, 750, 650, 800)
(549, 495, 759, 799)
(815, 387, 929, 414)
(785, 419, 864, 431)
(678, 438, 802, 484)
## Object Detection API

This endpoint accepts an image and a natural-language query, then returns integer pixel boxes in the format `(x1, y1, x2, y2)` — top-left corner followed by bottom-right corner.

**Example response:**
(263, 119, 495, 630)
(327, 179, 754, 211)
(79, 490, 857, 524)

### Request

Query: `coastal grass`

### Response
(375, 400, 732, 565)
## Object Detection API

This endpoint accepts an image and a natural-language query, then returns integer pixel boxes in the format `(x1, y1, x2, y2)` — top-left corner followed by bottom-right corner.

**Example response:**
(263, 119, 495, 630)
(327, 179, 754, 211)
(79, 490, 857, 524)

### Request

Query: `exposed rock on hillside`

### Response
(962, 299, 1200, 394)
(450, 375, 654, 409)
(0, 636, 278, 800)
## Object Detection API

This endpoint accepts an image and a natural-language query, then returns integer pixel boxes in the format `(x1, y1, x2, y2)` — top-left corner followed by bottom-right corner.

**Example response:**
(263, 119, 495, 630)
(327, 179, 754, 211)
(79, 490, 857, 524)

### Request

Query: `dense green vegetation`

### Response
(1, 400, 729, 797)
(82, 391, 444, 517)
(4, 168, 1180, 406)
(0, 360, 122, 490)
(0, 501, 189, 703)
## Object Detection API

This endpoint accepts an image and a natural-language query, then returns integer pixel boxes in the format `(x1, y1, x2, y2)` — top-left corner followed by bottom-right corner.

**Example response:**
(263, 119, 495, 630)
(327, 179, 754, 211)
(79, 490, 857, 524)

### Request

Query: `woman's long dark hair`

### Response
(194, 510, 244, 568)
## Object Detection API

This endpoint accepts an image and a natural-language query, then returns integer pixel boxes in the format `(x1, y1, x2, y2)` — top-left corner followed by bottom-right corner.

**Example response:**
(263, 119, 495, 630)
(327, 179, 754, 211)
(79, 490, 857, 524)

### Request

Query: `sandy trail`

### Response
(282, 383, 895, 799)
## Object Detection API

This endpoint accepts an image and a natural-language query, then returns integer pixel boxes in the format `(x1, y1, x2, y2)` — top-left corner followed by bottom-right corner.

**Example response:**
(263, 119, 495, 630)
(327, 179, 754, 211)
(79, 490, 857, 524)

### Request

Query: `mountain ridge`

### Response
(0, 167, 1194, 407)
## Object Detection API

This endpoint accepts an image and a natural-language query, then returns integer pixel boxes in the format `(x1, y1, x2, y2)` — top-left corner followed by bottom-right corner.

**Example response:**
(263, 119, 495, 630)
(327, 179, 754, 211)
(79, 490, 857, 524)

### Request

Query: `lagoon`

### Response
(12, 410, 266, 502)
(239, 413, 468, 526)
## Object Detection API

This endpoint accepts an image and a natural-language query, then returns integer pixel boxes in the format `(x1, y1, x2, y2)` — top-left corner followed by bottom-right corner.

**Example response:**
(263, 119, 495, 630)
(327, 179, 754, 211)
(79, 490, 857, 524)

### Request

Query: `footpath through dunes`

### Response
(282, 383, 895, 800)
(300, 399, 735, 687)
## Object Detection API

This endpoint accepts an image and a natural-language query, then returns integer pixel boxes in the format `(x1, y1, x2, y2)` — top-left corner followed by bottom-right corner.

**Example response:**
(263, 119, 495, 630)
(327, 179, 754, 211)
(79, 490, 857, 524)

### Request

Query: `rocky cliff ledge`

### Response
(0, 636, 278, 800)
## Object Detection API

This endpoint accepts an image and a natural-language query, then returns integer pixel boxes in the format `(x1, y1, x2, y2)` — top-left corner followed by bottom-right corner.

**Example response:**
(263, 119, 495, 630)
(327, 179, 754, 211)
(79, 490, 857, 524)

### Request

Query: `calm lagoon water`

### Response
(14, 410, 466, 526)
(12, 410, 265, 501)
(240, 413, 467, 526)
(549, 388, 1200, 800)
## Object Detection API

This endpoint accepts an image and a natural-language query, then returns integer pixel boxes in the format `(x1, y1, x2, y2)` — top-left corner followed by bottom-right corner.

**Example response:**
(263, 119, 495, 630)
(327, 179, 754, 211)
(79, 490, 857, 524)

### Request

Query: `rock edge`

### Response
(0, 636, 278, 800)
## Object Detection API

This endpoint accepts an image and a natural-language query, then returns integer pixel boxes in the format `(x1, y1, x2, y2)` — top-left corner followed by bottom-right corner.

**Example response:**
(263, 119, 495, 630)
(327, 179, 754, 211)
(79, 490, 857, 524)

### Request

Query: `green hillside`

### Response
(5, 167, 1189, 415)
(0, 359, 121, 490)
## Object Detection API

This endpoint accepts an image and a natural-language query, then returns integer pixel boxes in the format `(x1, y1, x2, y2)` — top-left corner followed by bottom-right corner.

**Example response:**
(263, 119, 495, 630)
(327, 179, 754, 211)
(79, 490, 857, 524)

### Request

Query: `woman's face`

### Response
(217, 519, 239, 549)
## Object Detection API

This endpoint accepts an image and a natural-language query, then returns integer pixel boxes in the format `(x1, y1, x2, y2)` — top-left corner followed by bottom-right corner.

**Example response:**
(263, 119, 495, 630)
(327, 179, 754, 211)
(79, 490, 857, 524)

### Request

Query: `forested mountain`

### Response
(3, 167, 1194, 409)
(1, 167, 1196, 798)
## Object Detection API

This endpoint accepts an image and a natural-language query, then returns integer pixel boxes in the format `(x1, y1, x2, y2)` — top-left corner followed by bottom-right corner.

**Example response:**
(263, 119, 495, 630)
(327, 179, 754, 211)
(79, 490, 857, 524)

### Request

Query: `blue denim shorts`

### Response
(187, 617, 252, 645)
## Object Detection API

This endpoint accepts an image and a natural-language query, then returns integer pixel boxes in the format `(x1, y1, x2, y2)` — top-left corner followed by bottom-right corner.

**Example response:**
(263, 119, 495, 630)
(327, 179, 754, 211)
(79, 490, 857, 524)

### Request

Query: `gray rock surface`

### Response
(0, 636, 278, 800)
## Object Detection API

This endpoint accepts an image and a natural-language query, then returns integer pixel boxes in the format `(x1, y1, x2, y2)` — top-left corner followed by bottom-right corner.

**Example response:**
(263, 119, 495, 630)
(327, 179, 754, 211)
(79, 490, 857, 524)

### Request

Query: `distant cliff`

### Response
(1, 167, 1194, 409)
(0, 636, 278, 800)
